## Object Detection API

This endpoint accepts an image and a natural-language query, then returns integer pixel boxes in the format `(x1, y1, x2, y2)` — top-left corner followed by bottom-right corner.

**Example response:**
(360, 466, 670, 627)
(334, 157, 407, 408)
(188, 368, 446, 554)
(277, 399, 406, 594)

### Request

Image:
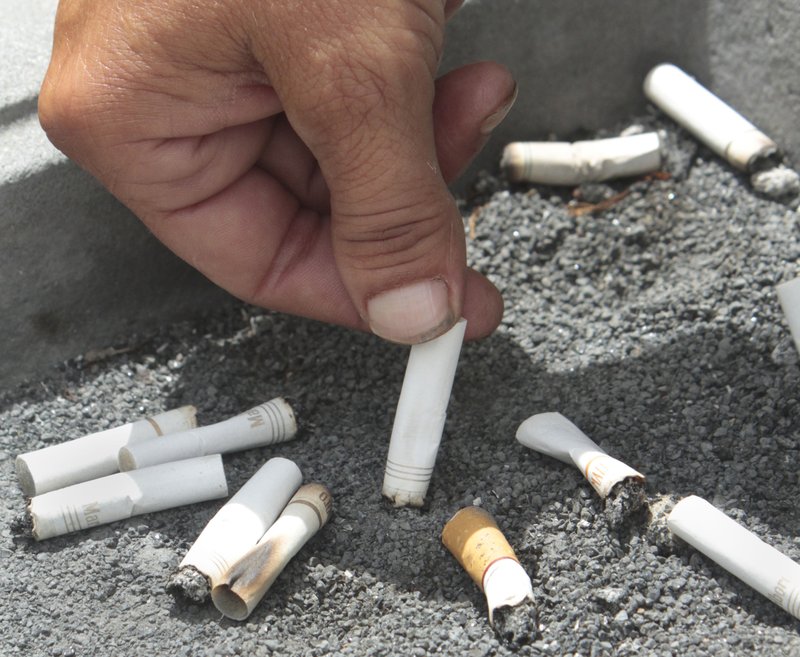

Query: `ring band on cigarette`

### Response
(516, 412, 644, 498)
(777, 277, 800, 356)
(382, 318, 467, 507)
(118, 398, 297, 471)
(28, 454, 227, 540)
(502, 132, 665, 185)
(442, 506, 534, 624)
(15, 405, 197, 497)
(211, 483, 333, 620)
(668, 496, 800, 620)
(644, 63, 778, 172)
(170, 457, 302, 601)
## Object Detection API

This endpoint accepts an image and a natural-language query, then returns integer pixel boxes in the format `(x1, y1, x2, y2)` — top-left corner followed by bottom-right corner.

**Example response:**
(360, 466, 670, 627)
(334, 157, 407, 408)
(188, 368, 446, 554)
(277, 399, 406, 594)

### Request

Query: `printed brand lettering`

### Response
(247, 408, 265, 429)
(83, 501, 101, 527)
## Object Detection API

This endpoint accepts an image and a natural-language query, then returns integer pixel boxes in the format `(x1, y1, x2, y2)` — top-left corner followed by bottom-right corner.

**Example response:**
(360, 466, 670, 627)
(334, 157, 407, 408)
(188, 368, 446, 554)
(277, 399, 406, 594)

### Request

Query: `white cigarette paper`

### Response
(211, 483, 333, 620)
(483, 558, 535, 624)
(16, 405, 197, 497)
(118, 398, 297, 470)
(502, 132, 664, 185)
(175, 457, 302, 593)
(382, 318, 467, 507)
(777, 277, 800, 356)
(668, 496, 800, 620)
(28, 454, 227, 540)
(644, 63, 777, 171)
(516, 412, 644, 498)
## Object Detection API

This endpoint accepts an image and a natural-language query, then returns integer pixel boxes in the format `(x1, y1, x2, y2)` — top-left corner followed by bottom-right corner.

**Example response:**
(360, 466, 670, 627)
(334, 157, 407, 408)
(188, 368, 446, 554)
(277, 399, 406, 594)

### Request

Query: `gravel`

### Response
(2, 114, 800, 656)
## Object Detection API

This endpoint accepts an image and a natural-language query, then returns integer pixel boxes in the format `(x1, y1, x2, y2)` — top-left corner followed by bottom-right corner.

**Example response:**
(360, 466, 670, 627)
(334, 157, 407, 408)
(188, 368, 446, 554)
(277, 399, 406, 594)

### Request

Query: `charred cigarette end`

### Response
(668, 496, 800, 621)
(167, 565, 212, 604)
(382, 319, 467, 508)
(501, 132, 664, 186)
(777, 277, 800, 355)
(15, 405, 198, 497)
(644, 63, 778, 173)
(119, 397, 299, 471)
(492, 602, 539, 647)
(211, 483, 333, 621)
(442, 506, 536, 634)
(604, 478, 649, 530)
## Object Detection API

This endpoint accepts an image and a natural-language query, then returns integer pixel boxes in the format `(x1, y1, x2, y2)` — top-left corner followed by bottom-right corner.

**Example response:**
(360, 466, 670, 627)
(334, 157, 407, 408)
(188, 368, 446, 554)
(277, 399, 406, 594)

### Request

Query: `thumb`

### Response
(255, 2, 469, 343)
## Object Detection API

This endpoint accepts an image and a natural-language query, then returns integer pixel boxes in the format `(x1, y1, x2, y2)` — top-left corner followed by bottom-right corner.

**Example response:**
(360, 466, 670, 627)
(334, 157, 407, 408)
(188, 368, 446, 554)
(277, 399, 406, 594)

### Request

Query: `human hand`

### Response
(39, 0, 515, 344)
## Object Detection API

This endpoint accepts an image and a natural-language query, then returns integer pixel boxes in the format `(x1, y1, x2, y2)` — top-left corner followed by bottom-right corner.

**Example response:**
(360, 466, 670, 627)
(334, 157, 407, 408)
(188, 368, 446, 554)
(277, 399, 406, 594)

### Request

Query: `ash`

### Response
(492, 600, 538, 647)
(167, 565, 211, 604)
(604, 478, 649, 529)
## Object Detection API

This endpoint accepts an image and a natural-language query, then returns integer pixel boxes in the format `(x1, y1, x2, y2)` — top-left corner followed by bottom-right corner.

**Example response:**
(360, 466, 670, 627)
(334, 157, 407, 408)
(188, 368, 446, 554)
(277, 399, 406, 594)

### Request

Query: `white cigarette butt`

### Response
(171, 457, 302, 601)
(502, 132, 664, 185)
(28, 454, 227, 540)
(211, 483, 333, 620)
(16, 405, 198, 497)
(777, 277, 800, 356)
(668, 496, 800, 620)
(644, 63, 777, 172)
(382, 319, 467, 507)
(516, 412, 644, 498)
(118, 398, 297, 470)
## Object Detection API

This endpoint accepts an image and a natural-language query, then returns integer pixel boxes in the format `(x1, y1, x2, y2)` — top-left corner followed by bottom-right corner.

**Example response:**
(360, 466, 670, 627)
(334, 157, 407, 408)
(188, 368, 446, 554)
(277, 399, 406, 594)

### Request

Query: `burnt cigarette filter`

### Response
(15, 405, 198, 497)
(668, 496, 800, 620)
(501, 132, 664, 185)
(644, 63, 778, 172)
(516, 412, 644, 498)
(382, 318, 467, 507)
(211, 483, 333, 620)
(28, 454, 227, 541)
(170, 457, 302, 602)
(777, 277, 800, 355)
(118, 397, 297, 470)
(442, 506, 534, 625)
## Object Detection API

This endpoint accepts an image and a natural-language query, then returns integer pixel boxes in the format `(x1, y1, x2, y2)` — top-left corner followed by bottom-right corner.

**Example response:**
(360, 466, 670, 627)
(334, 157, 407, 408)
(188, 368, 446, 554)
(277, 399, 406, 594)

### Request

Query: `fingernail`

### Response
(480, 83, 518, 135)
(367, 279, 455, 344)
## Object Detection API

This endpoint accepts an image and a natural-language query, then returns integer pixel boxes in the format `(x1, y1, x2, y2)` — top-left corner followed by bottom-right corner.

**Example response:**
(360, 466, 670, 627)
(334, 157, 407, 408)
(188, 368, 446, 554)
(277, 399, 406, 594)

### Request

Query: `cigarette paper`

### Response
(777, 277, 800, 355)
(516, 412, 644, 498)
(668, 496, 800, 620)
(170, 457, 302, 601)
(211, 483, 333, 620)
(119, 398, 297, 470)
(442, 506, 534, 625)
(382, 318, 467, 507)
(16, 405, 197, 497)
(644, 63, 777, 172)
(28, 454, 227, 540)
(502, 132, 664, 185)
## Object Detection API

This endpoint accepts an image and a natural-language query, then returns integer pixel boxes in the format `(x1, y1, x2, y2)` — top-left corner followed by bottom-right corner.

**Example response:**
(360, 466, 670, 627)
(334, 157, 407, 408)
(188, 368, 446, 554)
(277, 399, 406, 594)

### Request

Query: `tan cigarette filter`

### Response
(442, 506, 519, 591)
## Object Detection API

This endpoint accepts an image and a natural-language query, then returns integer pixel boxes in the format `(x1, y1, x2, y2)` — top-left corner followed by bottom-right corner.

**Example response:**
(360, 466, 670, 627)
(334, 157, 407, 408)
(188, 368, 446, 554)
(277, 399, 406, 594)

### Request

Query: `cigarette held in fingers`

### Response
(119, 398, 297, 471)
(168, 457, 302, 603)
(502, 132, 665, 185)
(442, 506, 536, 643)
(516, 412, 644, 499)
(668, 496, 800, 620)
(382, 319, 467, 507)
(28, 454, 227, 541)
(15, 405, 197, 497)
(211, 483, 333, 621)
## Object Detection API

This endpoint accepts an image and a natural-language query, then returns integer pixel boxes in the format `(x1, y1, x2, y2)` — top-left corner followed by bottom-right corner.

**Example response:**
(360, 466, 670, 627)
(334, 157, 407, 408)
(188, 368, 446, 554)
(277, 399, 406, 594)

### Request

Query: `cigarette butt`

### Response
(668, 496, 800, 620)
(28, 454, 227, 541)
(516, 412, 644, 498)
(15, 405, 198, 497)
(170, 457, 302, 602)
(644, 63, 778, 172)
(211, 483, 333, 620)
(442, 506, 534, 625)
(382, 319, 467, 507)
(777, 277, 800, 355)
(501, 132, 664, 185)
(119, 398, 297, 470)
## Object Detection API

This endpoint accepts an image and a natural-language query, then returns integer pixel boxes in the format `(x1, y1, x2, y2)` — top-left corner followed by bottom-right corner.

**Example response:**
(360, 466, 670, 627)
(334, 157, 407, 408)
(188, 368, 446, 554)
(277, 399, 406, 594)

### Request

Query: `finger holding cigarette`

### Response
(118, 397, 297, 471)
(169, 457, 302, 603)
(28, 454, 228, 541)
(211, 483, 333, 621)
(382, 318, 467, 508)
(16, 405, 197, 497)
